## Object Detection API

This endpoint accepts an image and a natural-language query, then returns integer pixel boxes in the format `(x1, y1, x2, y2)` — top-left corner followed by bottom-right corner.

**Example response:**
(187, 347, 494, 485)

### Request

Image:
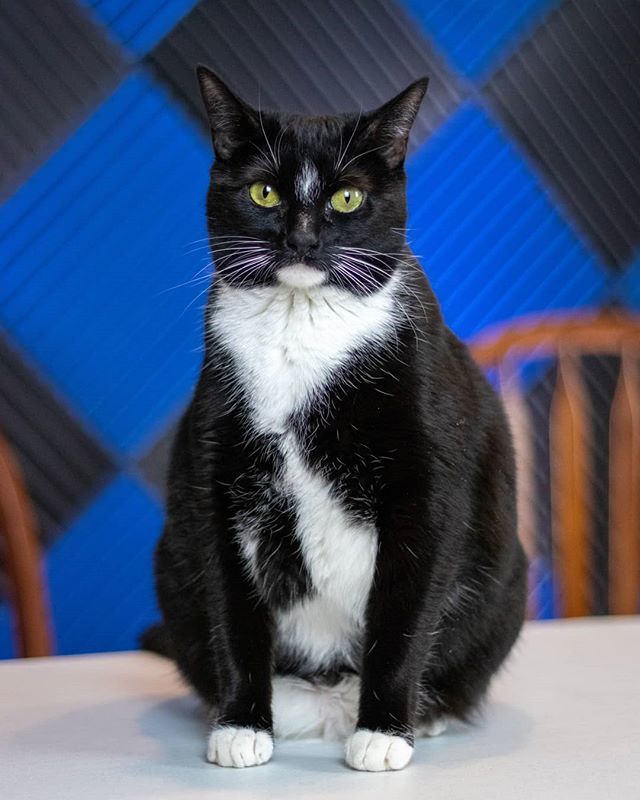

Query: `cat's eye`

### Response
(249, 182, 281, 208)
(330, 186, 364, 214)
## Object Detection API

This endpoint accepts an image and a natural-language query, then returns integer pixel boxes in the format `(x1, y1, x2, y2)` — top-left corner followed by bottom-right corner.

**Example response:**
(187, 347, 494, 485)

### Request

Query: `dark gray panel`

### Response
(0, 0, 127, 201)
(148, 0, 467, 147)
(484, 0, 640, 269)
(136, 421, 178, 500)
(0, 334, 116, 546)
(581, 354, 620, 616)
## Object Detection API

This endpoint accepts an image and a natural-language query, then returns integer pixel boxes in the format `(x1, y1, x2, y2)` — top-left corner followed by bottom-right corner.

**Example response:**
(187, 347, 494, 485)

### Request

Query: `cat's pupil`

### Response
(344, 191, 351, 204)
(262, 185, 271, 199)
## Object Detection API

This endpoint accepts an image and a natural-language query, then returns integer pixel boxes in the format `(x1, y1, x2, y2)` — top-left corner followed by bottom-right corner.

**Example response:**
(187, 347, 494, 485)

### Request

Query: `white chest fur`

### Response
(210, 278, 399, 670)
(210, 277, 399, 435)
(275, 433, 378, 670)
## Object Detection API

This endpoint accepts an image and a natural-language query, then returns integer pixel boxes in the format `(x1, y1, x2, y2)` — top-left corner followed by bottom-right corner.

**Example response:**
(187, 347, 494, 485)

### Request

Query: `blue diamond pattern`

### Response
(78, 0, 198, 55)
(0, 72, 210, 455)
(407, 102, 607, 340)
(402, 0, 559, 79)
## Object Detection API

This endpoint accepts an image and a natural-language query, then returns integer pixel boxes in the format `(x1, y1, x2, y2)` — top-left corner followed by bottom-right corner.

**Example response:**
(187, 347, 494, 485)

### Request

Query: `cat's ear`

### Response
(364, 78, 429, 168)
(196, 66, 257, 159)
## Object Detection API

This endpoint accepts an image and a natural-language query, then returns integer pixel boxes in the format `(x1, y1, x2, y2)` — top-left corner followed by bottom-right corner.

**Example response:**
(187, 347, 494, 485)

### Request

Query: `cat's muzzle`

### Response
(276, 264, 326, 289)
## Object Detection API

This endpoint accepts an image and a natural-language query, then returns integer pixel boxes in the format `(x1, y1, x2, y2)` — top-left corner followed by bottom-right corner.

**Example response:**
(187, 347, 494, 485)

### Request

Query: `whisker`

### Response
(334, 109, 362, 174)
(177, 284, 212, 321)
(258, 105, 279, 172)
(337, 253, 391, 277)
(217, 252, 274, 286)
(330, 258, 376, 296)
(158, 273, 212, 295)
(338, 143, 386, 174)
(210, 233, 266, 241)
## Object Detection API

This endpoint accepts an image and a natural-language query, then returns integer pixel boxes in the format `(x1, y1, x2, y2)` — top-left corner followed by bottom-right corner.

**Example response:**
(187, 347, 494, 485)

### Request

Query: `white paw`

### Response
(345, 728, 414, 772)
(206, 726, 273, 768)
(417, 717, 447, 737)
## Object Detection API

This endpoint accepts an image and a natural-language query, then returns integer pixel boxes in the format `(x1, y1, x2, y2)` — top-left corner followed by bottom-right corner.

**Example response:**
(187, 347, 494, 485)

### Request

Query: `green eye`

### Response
(330, 186, 364, 214)
(249, 182, 281, 208)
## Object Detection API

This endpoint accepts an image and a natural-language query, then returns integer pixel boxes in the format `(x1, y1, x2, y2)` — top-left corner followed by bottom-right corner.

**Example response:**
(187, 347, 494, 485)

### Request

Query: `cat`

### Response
(148, 65, 527, 772)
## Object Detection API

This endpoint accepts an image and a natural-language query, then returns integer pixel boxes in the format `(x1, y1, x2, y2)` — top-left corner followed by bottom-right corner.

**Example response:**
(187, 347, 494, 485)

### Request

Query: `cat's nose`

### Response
(286, 228, 319, 256)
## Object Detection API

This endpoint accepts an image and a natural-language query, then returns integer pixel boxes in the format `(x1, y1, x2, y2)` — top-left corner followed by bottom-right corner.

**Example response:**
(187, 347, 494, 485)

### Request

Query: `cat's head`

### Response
(198, 67, 427, 295)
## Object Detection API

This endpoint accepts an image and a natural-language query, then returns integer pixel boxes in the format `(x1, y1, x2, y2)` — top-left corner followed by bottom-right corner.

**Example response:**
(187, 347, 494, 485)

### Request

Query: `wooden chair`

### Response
(470, 310, 640, 618)
(0, 430, 53, 656)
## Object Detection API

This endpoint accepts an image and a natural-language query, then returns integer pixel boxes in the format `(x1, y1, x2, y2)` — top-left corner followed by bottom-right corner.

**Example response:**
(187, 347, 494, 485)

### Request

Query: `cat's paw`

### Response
(345, 729, 414, 772)
(206, 726, 273, 768)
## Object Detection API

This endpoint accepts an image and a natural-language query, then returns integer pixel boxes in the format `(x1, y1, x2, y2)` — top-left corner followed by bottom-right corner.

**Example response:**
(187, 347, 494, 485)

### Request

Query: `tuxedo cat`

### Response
(150, 66, 527, 772)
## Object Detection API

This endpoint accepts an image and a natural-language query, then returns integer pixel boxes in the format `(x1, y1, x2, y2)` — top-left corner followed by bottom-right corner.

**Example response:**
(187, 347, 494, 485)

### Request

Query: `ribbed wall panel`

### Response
(484, 0, 640, 269)
(0, 0, 126, 202)
(137, 419, 178, 498)
(79, 0, 198, 54)
(148, 0, 467, 145)
(45, 475, 162, 655)
(0, 335, 115, 545)
(406, 103, 607, 339)
(404, 0, 559, 79)
(617, 259, 640, 310)
(0, 72, 209, 454)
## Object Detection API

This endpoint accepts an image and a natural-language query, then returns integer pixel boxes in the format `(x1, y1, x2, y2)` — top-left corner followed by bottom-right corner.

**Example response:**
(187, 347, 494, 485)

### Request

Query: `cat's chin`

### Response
(276, 264, 326, 289)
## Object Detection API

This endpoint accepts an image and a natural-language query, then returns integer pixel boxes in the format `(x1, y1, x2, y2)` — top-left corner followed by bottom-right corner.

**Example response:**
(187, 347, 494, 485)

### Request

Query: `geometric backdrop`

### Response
(1, 0, 639, 656)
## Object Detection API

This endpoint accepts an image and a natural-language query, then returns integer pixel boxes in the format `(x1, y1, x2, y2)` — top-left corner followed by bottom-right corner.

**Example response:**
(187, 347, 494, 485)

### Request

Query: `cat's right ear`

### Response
(196, 66, 256, 160)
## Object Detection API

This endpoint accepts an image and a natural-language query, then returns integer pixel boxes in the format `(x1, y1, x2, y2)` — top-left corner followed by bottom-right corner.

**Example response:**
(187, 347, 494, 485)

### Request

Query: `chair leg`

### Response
(0, 432, 53, 657)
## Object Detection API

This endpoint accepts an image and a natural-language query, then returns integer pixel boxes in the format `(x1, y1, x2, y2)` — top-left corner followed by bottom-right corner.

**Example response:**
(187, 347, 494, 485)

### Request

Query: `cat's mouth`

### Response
(276, 263, 326, 289)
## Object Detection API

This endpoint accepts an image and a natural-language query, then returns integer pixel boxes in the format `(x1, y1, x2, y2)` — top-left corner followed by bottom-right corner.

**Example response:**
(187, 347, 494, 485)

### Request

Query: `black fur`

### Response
(150, 68, 527, 747)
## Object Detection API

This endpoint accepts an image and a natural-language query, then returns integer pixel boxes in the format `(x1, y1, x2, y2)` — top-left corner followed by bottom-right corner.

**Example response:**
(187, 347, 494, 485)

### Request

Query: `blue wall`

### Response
(1, 0, 638, 655)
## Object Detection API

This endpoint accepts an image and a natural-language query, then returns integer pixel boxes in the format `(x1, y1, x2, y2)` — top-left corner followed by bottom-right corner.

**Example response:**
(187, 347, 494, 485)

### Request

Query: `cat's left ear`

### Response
(196, 65, 257, 159)
(364, 78, 429, 168)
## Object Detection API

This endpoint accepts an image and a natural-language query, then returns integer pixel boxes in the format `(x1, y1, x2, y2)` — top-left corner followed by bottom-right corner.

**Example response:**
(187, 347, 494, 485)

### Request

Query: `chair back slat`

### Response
(609, 346, 640, 614)
(549, 351, 590, 617)
(498, 362, 537, 617)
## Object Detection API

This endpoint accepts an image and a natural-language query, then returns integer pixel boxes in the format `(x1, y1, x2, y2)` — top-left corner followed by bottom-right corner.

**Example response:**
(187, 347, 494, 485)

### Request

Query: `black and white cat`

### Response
(149, 67, 527, 772)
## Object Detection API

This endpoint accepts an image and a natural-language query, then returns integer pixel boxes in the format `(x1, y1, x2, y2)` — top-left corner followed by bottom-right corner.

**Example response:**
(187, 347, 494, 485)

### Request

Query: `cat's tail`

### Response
(271, 676, 448, 740)
(272, 674, 359, 740)
(139, 622, 173, 658)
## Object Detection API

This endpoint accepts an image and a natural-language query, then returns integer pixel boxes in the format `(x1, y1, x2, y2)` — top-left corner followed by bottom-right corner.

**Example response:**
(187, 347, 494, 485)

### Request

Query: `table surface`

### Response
(1, 617, 639, 799)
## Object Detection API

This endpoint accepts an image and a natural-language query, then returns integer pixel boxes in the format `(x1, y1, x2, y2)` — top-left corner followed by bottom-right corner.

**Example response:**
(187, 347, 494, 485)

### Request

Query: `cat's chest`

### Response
(211, 280, 398, 671)
(273, 432, 379, 671)
(210, 280, 399, 434)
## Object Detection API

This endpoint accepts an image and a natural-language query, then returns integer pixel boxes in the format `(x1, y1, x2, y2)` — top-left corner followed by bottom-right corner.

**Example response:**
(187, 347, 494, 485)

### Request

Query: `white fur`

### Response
(235, 518, 260, 580)
(275, 432, 377, 670)
(207, 726, 273, 768)
(417, 717, 447, 737)
(345, 729, 414, 771)
(272, 674, 359, 740)
(211, 276, 399, 436)
(272, 673, 446, 743)
(277, 263, 326, 288)
(295, 160, 321, 203)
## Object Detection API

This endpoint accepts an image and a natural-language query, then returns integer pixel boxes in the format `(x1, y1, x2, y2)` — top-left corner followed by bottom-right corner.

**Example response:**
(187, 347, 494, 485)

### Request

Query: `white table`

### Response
(1, 618, 639, 799)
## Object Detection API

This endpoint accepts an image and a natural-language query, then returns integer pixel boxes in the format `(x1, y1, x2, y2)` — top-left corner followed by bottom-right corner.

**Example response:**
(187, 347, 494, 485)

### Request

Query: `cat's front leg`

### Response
(203, 544, 275, 768)
(205, 607, 275, 768)
(345, 506, 441, 771)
